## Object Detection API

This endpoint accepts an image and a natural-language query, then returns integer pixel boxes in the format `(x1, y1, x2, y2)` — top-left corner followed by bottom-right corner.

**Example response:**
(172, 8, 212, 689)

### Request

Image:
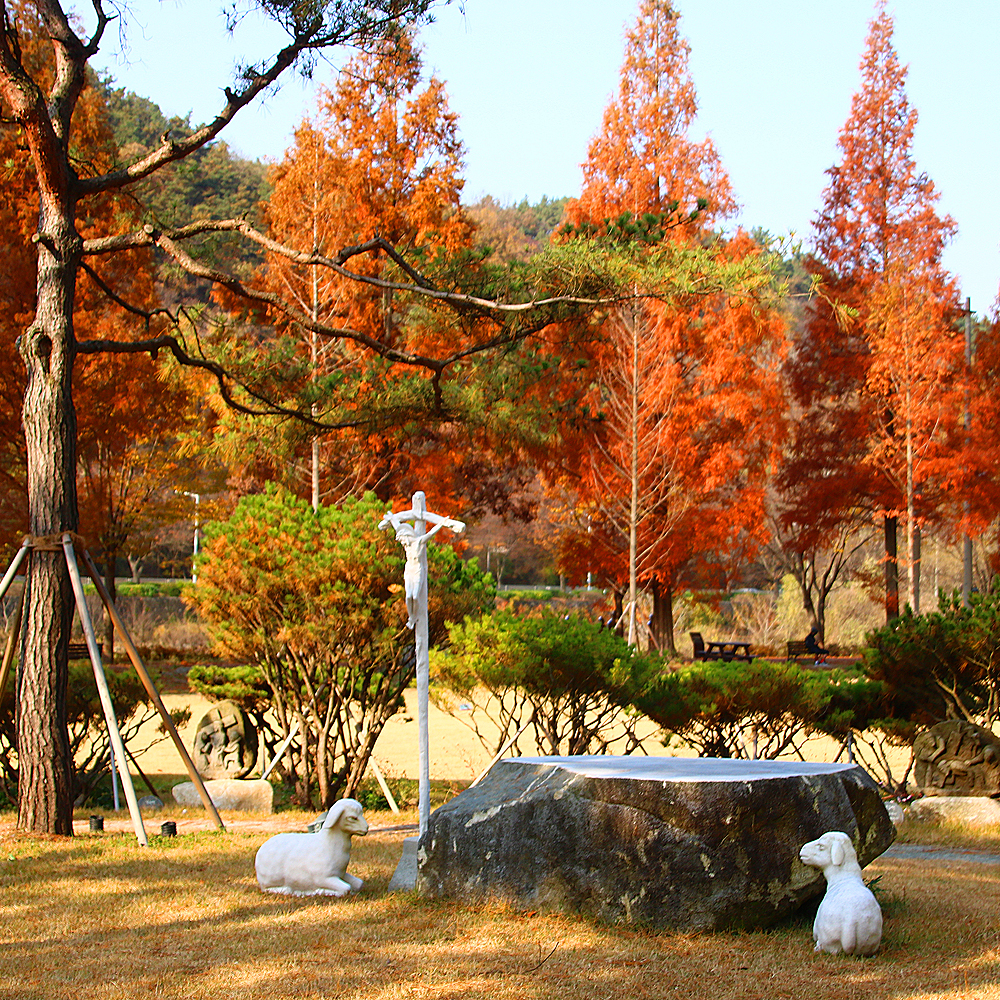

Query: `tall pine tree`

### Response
(213, 29, 474, 507)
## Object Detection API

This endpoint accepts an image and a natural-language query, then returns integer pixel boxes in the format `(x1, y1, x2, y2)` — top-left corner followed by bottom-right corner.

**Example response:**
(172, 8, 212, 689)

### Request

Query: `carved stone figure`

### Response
(913, 720, 1000, 797)
(192, 701, 258, 779)
(255, 798, 369, 896)
(799, 831, 882, 956)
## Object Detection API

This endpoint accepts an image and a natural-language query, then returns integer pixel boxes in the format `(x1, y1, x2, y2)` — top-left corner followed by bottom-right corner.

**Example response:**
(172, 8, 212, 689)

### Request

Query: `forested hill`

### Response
(467, 195, 571, 262)
(98, 80, 270, 229)
(97, 78, 571, 265)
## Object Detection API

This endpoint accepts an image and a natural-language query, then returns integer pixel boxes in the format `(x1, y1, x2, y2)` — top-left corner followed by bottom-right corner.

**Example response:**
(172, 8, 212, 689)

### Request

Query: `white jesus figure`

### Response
(394, 520, 446, 628)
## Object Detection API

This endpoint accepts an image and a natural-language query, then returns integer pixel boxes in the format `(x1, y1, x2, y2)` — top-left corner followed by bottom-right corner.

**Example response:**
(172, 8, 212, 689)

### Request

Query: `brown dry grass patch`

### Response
(2, 814, 1000, 1000)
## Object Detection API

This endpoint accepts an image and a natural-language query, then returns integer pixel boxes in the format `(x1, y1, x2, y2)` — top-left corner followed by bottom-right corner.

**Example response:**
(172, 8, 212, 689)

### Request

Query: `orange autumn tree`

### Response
(214, 28, 475, 508)
(557, 1, 785, 650)
(0, 76, 35, 548)
(948, 298, 1000, 578)
(782, 2, 962, 621)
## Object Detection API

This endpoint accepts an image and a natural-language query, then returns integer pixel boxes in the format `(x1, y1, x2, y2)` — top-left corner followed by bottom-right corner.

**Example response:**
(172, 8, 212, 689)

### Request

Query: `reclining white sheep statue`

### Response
(799, 831, 882, 956)
(255, 798, 369, 896)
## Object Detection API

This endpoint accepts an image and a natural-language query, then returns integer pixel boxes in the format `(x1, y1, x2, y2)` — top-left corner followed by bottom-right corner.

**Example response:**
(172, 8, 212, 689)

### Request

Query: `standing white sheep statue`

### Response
(255, 798, 369, 896)
(799, 831, 883, 956)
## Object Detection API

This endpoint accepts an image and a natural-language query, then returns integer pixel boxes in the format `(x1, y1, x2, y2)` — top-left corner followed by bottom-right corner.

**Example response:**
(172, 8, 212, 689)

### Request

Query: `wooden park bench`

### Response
(690, 631, 752, 663)
(68, 641, 104, 660)
(786, 639, 811, 662)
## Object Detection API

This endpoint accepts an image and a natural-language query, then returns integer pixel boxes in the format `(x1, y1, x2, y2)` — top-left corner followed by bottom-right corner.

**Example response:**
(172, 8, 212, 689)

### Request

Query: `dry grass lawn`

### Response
(2, 807, 1000, 1000)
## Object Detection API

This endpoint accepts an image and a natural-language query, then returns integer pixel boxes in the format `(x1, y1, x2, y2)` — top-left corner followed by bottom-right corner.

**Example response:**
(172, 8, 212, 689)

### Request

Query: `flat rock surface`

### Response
(172, 778, 273, 813)
(907, 795, 1000, 825)
(417, 755, 895, 931)
(511, 755, 859, 781)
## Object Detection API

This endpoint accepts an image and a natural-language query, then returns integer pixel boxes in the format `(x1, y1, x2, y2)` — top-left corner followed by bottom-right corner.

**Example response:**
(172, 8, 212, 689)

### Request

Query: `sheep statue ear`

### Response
(830, 837, 845, 867)
(322, 800, 349, 830)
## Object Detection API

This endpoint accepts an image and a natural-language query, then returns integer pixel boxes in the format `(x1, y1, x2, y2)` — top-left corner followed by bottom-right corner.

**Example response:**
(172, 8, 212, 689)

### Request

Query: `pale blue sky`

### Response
(87, 1, 999, 314)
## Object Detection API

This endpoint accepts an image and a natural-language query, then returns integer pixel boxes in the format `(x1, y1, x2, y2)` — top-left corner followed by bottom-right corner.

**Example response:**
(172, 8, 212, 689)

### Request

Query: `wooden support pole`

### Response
(0, 540, 30, 603)
(80, 549, 225, 831)
(0, 577, 25, 707)
(62, 534, 148, 847)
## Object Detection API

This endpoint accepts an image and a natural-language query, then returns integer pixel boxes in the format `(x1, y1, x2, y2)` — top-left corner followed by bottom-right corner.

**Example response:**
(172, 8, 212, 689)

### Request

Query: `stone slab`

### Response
(907, 795, 1000, 825)
(417, 755, 895, 931)
(388, 836, 420, 892)
(172, 778, 273, 813)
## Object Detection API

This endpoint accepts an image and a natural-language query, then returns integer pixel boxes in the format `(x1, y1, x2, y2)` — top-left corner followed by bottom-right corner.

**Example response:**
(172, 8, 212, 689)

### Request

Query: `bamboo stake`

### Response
(0, 540, 30, 603)
(0, 576, 25, 707)
(62, 535, 148, 847)
(339, 700, 400, 814)
(81, 548, 225, 831)
(470, 717, 533, 788)
(260, 717, 299, 781)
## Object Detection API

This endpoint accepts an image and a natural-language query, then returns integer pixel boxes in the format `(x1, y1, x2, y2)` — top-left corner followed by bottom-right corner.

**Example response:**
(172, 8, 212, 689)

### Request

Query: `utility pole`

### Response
(963, 298, 974, 606)
(183, 491, 201, 583)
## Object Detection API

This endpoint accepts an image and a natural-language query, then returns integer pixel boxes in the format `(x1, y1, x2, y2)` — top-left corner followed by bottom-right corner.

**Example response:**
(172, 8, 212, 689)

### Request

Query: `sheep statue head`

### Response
(799, 831, 882, 956)
(255, 798, 369, 896)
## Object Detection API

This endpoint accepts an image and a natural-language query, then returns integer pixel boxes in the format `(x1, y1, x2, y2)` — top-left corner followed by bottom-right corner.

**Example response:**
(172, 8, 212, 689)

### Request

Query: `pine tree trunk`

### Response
(649, 576, 676, 654)
(884, 514, 899, 623)
(17, 220, 80, 834)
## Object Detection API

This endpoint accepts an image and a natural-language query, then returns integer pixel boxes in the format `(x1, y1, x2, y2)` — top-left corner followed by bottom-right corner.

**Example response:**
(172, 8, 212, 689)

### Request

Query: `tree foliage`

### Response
(637, 658, 885, 764)
(568, 0, 734, 229)
(4, 0, 607, 834)
(187, 487, 492, 807)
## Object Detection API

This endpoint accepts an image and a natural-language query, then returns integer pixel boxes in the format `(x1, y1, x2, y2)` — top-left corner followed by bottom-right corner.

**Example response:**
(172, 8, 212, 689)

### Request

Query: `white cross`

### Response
(379, 491, 464, 835)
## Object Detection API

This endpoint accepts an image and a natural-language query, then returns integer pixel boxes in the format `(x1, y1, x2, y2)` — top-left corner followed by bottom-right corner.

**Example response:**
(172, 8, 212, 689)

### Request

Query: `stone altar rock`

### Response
(913, 720, 1000, 797)
(172, 777, 273, 813)
(908, 795, 1000, 824)
(192, 700, 258, 779)
(417, 756, 894, 931)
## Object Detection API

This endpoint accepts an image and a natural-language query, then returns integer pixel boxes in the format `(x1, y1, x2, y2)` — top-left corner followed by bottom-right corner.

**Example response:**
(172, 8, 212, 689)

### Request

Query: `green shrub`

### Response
(187, 486, 493, 808)
(434, 610, 666, 755)
(863, 583, 1000, 726)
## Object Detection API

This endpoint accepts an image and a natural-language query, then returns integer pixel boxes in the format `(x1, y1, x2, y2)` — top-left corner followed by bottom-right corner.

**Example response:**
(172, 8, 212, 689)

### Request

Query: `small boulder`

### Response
(172, 778, 273, 813)
(417, 756, 894, 931)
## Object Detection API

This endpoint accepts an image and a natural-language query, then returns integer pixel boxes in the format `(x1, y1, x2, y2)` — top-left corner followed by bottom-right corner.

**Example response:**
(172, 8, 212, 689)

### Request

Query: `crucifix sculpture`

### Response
(379, 491, 465, 835)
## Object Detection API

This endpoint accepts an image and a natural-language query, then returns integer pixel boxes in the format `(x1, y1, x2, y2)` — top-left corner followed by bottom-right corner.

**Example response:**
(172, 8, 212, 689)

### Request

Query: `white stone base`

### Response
(387, 836, 420, 891)
(908, 796, 1000, 826)
(172, 778, 274, 813)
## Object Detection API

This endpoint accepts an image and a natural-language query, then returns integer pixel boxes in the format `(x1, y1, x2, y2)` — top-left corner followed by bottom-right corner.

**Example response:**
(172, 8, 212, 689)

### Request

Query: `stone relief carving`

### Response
(192, 700, 258, 779)
(913, 720, 1000, 797)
